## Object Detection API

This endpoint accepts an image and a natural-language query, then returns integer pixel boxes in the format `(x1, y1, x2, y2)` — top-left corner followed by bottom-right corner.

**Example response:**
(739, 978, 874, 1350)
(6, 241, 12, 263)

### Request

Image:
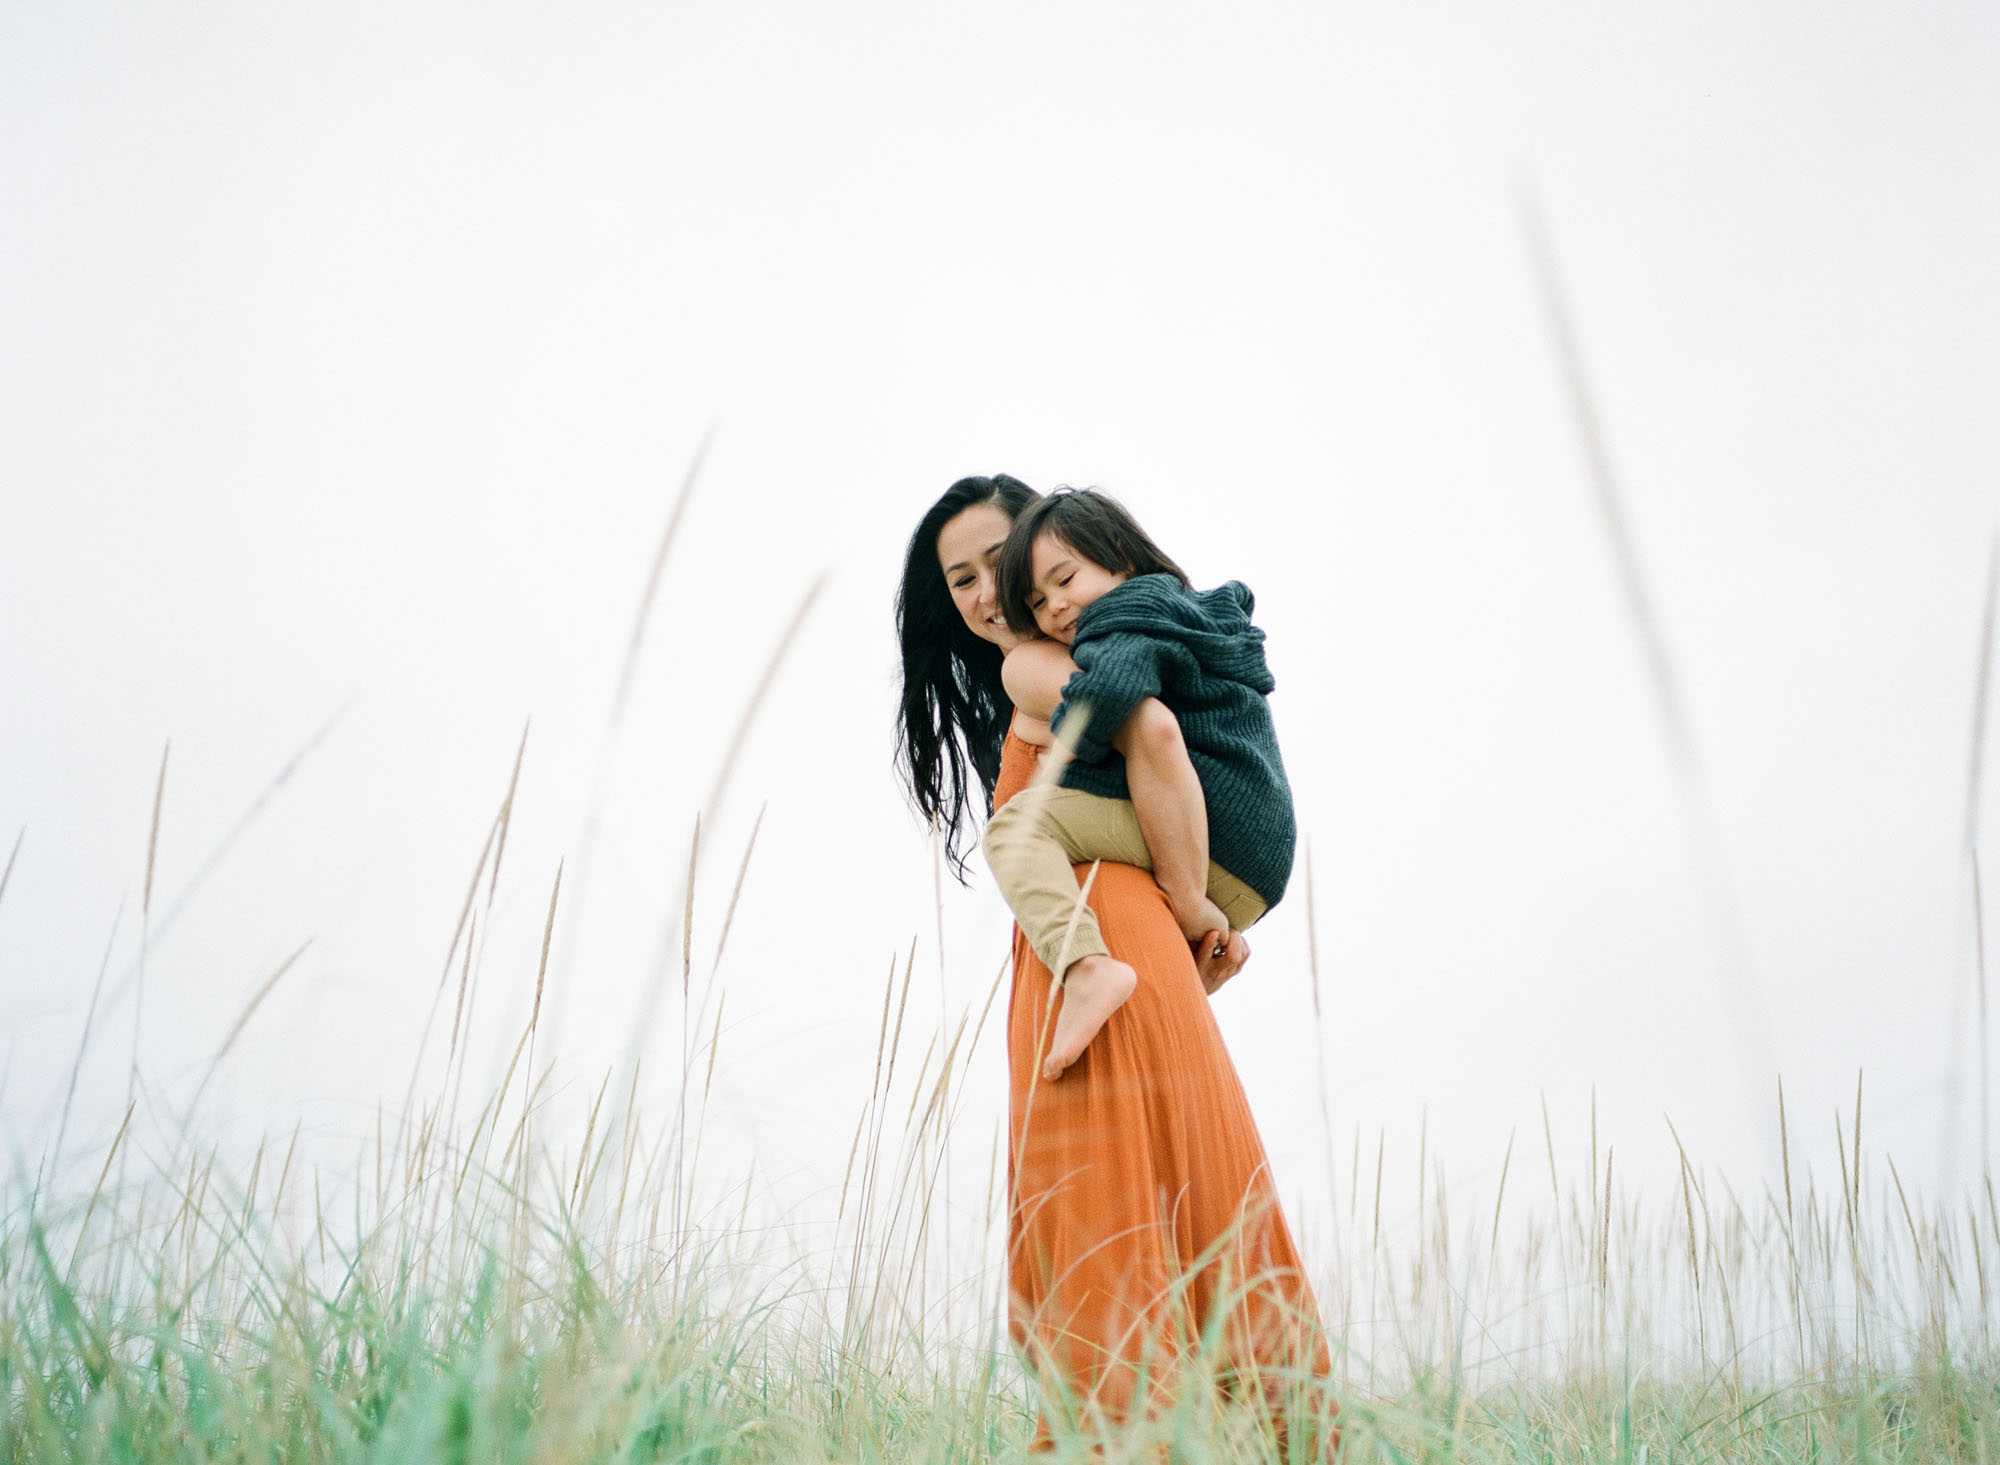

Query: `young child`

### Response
(984, 487, 1296, 1080)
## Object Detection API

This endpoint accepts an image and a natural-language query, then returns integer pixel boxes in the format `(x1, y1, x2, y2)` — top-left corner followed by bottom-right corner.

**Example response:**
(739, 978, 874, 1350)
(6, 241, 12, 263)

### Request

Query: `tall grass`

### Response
(11, 894, 2000, 1464)
(7, 736, 2000, 1461)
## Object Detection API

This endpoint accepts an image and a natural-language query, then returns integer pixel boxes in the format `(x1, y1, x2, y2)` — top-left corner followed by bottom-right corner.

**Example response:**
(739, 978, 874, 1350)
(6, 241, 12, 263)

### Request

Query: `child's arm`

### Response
(1003, 642, 1233, 946)
(1117, 702, 1233, 945)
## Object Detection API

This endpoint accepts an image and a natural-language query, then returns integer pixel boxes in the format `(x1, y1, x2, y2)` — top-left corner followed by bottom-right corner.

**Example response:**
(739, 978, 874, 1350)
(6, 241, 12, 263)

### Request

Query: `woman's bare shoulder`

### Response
(1002, 639, 1078, 723)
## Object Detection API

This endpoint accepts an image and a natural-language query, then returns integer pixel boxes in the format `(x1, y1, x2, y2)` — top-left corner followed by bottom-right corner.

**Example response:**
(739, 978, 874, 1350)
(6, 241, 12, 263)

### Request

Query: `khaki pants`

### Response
(984, 784, 1267, 980)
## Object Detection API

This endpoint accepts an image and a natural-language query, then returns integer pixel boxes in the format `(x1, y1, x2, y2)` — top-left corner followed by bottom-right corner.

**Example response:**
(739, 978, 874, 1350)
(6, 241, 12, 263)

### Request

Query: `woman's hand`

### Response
(1194, 929, 1250, 996)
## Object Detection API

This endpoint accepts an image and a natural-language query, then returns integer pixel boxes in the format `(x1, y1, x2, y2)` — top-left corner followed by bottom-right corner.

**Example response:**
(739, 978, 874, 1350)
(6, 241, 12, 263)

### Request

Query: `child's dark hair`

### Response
(995, 487, 1190, 635)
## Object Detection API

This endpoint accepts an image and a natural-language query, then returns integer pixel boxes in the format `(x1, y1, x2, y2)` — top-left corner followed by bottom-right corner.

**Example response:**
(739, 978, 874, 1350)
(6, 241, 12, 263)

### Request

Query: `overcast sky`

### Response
(4, 0, 1998, 1260)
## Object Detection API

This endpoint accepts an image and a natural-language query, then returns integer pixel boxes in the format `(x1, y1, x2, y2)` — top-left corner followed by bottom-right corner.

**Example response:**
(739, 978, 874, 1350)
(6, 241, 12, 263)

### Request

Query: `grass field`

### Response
(10, 596, 2000, 1460)
(10, 911, 2000, 1465)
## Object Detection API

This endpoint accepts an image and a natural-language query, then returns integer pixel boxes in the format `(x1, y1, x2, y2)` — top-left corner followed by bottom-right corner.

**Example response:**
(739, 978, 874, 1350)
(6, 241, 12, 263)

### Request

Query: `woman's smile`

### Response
(936, 501, 1024, 649)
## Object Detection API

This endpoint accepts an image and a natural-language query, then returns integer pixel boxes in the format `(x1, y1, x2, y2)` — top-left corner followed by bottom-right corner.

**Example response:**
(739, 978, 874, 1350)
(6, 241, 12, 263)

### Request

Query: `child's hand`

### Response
(1194, 929, 1250, 995)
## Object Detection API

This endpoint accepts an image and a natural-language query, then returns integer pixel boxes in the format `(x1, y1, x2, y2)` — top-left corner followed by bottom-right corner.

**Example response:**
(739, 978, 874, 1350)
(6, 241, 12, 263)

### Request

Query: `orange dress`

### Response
(998, 730, 1339, 1454)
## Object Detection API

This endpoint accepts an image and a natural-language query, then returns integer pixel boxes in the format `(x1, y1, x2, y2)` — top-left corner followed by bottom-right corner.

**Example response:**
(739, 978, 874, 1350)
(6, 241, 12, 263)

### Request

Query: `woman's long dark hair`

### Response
(895, 473, 1039, 879)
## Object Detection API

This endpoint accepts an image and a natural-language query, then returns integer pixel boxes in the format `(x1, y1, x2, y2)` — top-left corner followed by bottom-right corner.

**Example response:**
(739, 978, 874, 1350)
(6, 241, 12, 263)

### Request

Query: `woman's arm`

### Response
(1001, 643, 1232, 947)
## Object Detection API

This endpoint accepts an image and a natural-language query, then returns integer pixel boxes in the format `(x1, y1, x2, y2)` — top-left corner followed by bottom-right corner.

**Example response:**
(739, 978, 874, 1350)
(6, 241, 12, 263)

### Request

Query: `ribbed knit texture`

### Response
(1049, 573, 1296, 909)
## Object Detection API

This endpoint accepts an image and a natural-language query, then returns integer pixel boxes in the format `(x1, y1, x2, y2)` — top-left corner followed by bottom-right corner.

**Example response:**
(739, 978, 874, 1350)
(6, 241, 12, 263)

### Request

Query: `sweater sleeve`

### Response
(1048, 628, 1167, 765)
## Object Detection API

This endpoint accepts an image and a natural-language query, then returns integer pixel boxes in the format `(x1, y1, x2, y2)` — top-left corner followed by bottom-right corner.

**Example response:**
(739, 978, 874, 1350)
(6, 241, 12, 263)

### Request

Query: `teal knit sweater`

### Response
(1048, 573, 1296, 909)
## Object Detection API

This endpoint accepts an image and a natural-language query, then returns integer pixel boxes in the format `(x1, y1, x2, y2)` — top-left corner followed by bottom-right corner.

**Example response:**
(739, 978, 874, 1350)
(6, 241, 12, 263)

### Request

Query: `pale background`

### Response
(3, 0, 1997, 1264)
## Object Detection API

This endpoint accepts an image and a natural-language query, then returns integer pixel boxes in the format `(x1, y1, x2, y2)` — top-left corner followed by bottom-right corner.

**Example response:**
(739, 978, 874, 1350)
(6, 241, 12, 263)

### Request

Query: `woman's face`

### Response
(936, 501, 1022, 651)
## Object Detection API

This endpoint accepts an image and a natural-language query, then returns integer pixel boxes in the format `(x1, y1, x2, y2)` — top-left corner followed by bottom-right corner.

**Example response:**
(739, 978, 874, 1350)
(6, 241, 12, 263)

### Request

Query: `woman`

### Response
(896, 474, 1339, 1455)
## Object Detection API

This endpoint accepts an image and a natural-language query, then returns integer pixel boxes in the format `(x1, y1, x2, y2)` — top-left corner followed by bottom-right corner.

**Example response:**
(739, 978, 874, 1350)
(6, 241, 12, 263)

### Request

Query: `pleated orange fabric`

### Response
(998, 730, 1339, 1455)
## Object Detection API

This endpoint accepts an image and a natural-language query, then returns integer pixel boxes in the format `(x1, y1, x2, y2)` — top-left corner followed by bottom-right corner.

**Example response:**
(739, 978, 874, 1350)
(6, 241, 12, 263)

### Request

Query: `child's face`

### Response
(1028, 533, 1127, 644)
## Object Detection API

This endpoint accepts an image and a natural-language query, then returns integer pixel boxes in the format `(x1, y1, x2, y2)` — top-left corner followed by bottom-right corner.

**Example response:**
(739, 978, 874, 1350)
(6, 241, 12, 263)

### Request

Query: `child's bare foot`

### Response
(1168, 891, 1232, 947)
(1043, 954, 1137, 1080)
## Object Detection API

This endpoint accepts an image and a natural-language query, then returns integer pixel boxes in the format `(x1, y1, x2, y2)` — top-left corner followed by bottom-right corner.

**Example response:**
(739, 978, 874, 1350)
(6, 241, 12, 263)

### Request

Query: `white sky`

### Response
(3, 0, 1998, 1259)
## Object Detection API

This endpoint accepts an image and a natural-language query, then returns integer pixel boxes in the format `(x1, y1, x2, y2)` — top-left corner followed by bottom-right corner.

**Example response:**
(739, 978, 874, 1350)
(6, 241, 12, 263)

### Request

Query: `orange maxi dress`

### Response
(997, 730, 1338, 1453)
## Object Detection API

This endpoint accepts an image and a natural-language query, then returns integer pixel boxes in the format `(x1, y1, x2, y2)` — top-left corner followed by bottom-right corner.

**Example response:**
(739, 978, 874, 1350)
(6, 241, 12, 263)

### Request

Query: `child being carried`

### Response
(985, 487, 1297, 1081)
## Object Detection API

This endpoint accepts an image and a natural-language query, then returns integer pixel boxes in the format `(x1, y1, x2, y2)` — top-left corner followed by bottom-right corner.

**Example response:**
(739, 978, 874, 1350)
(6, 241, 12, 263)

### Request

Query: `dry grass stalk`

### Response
(522, 860, 565, 1128)
(0, 825, 22, 911)
(709, 803, 766, 975)
(47, 900, 125, 1190)
(701, 575, 825, 831)
(612, 426, 712, 724)
(402, 807, 502, 1147)
(181, 939, 314, 1129)
(129, 740, 170, 1120)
